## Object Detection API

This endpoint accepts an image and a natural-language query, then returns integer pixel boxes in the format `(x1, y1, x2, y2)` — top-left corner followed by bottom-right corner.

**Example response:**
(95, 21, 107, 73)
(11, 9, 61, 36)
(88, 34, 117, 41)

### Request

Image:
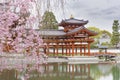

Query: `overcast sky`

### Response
(54, 0, 120, 33)
(0, 0, 119, 32)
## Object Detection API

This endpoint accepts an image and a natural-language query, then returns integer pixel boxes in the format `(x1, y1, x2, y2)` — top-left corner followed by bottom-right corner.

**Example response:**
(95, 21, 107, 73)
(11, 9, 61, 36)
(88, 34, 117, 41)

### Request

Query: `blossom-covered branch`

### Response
(0, 0, 46, 62)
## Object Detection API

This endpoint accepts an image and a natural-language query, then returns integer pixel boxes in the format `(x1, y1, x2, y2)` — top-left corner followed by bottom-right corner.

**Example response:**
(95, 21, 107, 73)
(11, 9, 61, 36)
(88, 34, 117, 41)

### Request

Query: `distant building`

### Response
(117, 42, 120, 48)
(99, 33, 111, 45)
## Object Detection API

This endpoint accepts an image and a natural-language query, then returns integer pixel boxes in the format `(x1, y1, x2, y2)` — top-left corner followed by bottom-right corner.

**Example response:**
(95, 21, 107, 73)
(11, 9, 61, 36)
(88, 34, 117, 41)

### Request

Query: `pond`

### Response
(0, 62, 120, 80)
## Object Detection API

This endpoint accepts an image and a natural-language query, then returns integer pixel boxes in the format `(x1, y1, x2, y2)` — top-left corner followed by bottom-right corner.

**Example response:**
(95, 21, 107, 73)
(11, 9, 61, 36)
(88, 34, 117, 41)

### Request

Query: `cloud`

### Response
(87, 6, 120, 21)
(54, 0, 120, 32)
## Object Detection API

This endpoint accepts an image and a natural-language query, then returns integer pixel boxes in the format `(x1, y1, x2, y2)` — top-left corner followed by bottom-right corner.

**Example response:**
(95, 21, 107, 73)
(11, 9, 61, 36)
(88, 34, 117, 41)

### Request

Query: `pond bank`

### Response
(46, 56, 117, 64)
(0, 53, 119, 64)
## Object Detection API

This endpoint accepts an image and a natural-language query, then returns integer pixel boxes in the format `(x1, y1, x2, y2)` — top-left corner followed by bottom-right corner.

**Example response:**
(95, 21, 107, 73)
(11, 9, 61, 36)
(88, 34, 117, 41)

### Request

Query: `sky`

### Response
(53, 0, 120, 33)
(0, 0, 120, 33)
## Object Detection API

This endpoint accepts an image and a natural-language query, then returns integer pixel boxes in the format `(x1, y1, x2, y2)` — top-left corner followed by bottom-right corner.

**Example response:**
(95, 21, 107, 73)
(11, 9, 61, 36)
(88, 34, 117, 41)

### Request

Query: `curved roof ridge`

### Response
(59, 18, 88, 26)
(64, 18, 88, 23)
(65, 18, 85, 21)
(83, 27, 98, 36)
(66, 26, 85, 35)
(66, 26, 98, 36)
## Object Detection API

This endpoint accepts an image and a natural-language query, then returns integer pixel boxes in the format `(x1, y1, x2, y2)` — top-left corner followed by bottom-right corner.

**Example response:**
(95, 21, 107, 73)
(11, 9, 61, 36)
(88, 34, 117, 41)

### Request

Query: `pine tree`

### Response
(111, 20, 120, 48)
(40, 11, 58, 30)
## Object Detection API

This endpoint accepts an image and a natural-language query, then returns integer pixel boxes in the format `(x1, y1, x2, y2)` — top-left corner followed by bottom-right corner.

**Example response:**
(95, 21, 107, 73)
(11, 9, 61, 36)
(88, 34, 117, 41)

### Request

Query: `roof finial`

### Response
(70, 14, 74, 19)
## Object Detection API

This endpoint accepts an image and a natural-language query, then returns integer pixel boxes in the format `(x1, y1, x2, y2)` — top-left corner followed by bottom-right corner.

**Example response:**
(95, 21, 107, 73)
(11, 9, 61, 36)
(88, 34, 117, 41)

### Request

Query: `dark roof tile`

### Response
(38, 30, 66, 36)
(59, 18, 88, 26)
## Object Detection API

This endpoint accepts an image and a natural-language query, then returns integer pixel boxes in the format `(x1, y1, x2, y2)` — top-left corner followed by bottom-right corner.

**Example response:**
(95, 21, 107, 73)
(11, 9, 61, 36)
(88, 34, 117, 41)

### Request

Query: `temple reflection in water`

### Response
(40, 63, 93, 80)
(0, 63, 120, 80)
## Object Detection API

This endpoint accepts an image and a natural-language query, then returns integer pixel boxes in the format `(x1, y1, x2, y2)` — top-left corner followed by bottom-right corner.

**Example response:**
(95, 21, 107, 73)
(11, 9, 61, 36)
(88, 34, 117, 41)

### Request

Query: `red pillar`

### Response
(47, 43, 49, 55)
(53, 45, 55, 56)
(56, 43, 58, 56)
(88, 43, 90, 56)
(80, 46, 82, 56)
(84, 46, 86, 56)
(69, 43, 71, 56)
(76, 47, 77, 55)
(62, 43, 64, 56)
(72, 42, 74, 56)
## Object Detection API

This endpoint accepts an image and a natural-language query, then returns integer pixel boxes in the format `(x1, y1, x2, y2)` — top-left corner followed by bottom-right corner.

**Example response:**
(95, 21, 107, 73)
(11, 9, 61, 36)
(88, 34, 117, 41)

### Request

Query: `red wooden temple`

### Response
(39, 17, 97, 56)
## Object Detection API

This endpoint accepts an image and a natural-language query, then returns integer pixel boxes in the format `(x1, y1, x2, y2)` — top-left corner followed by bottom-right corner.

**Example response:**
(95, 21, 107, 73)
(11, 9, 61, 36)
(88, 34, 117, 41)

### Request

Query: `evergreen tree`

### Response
(111, 20, 120, 48)
(40, 11, 58, 30)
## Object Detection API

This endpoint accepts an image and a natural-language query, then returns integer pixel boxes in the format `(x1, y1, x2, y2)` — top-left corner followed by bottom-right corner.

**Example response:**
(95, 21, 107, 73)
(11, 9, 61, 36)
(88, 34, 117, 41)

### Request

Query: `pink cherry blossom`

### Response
(0, 0, 47, 73)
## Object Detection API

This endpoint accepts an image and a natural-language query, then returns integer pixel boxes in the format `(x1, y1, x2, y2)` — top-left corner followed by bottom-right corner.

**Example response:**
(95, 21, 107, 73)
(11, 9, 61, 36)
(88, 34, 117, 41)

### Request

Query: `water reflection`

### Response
(39, 63, 92, 80)
(98, 64, 113, 75)
(0, 62, 120, 80)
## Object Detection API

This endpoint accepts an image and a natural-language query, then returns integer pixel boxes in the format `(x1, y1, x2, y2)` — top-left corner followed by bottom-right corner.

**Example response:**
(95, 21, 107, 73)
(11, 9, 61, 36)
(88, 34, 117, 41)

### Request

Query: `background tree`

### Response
(41, 11, 58, 30)
(87, 26, 112, 48)
(111, 20, 120, 48)
(87, 26, 101, 48)
(101, 30, 112, 38)
(100, 30, 112, 48)
(34, 0, 65, 28)
(87, 26, 101, 38)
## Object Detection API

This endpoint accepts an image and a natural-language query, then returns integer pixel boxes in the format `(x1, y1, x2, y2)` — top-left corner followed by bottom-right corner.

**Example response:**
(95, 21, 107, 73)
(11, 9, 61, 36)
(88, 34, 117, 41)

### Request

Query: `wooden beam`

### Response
(43, 38, 94, 43)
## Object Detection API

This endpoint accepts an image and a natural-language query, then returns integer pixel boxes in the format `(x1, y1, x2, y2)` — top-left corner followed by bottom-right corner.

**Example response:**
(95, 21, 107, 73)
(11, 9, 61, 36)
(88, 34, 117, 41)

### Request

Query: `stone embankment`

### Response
(46, 56, 100, 64)
(0, 53, 119, 64)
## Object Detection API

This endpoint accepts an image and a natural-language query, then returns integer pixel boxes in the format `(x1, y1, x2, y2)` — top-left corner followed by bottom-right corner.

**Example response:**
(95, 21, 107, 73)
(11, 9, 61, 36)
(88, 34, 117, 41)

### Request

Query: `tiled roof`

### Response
(66, 26, 84, 35)
(59, 18, 88, 26)
(38, 26, 97, 37)
(66, 26, 98, 36)
(64, 18, 88, 24)
(38, 30, 66, 36)
(83, 28, 98, 36)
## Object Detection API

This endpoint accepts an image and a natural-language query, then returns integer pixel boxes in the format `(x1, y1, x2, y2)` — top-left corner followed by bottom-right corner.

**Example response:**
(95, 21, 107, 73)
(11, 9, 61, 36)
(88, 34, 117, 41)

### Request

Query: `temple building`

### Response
(39, 17, 97, 56)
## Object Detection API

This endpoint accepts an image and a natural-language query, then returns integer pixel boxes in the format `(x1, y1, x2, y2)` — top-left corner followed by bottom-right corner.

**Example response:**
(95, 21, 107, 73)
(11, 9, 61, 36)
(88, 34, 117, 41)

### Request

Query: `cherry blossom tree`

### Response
(0, 0, 46, 63)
